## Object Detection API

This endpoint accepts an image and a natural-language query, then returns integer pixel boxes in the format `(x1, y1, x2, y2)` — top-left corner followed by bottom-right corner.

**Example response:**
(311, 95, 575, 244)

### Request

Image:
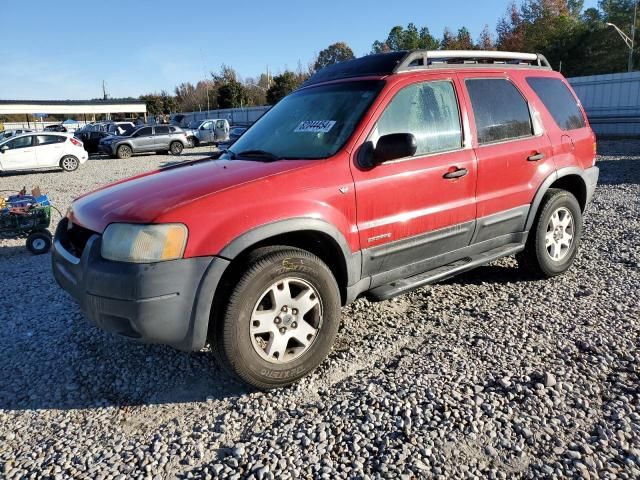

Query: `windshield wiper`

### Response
(231, 149, 281, 161)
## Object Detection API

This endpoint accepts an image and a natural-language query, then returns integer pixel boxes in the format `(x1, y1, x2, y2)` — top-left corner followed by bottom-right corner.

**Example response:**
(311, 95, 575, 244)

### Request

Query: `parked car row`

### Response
(98, 125, 189, 158)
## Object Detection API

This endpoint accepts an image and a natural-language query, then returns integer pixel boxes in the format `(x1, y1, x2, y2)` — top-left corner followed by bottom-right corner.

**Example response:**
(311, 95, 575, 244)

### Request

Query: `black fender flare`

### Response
(218, 217, 361, 286)
(524, 167, 589, 231)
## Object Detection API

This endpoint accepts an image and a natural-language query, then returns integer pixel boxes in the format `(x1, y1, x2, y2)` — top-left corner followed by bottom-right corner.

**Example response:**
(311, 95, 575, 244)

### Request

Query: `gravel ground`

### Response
(0, 141, 638, 479)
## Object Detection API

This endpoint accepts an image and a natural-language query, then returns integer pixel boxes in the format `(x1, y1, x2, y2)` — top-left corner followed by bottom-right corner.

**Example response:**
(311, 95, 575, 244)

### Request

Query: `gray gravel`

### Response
(1, 141, 639, 479)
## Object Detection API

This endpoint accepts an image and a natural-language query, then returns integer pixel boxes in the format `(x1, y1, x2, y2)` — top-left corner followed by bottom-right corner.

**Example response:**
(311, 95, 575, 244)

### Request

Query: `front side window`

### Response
(222, 80, 384, 160)
(526, 77, 586, 130)
(466, 79, 533, 145)
(201, 121, 213, 130)
(5, 136, 33, 149)
(372, 80, 462, 156)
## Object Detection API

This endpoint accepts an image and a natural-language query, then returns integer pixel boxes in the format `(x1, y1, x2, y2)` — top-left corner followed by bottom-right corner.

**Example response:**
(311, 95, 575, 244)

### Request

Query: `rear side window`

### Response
(466, 79, 533, 145)
(136, 127, 152, 136)
(374, 80, 462, 156)
(155, 126, 170, 135)
(37, 135, 65, 145)
(526, 77, 586, 130)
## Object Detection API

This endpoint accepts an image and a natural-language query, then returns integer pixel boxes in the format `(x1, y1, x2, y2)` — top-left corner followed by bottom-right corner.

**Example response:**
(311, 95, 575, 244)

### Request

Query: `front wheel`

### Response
(517, 188, 583, 278)
(60, 156, 79, 172)
(212, 248, 341, 389)
(170, 141, 183, 155)
(116, 145, 132, 159)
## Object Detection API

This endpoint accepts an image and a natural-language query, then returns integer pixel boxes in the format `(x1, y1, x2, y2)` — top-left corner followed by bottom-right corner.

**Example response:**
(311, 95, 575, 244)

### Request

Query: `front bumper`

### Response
(51, 219, 229, 351)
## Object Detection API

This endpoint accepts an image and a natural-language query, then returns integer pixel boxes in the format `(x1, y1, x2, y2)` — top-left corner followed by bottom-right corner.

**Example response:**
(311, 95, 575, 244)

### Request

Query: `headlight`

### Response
(101, 223, 188, 263)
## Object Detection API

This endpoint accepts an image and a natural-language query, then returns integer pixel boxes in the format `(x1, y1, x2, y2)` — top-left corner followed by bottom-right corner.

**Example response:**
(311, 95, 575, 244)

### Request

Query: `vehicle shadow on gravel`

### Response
(596, 158, 640, 185)
(443, 263, 535, 286)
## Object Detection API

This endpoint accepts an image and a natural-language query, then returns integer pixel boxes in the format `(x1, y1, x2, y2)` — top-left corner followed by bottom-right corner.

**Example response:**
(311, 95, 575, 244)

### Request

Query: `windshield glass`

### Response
(222, 80, 383, 160)
(187, 120, 202, 129)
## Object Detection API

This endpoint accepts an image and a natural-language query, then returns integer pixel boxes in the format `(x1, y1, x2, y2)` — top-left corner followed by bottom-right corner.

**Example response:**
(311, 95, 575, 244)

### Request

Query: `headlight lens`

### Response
(101, 223, 188, 263)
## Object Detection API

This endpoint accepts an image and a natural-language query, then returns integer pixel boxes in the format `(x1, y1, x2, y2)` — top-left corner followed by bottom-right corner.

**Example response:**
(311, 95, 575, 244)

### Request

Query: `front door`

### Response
(351, 76, 477, 285)
(200, 121, 214, 143)
(214, 120, 228, 141)
(0, 135, 38, 171)
(133, 126, 154, 151)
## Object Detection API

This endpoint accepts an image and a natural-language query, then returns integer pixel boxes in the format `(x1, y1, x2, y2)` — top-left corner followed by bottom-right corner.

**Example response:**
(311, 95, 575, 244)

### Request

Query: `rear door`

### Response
(35, 134, 66, 167)
(458, 73, 553, 242)
(0, 135, 38, 170)
(352, 74, 478, 284)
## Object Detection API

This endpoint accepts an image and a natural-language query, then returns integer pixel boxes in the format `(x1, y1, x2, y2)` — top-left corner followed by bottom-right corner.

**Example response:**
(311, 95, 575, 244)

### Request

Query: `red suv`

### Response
(52, 50, 599, 389)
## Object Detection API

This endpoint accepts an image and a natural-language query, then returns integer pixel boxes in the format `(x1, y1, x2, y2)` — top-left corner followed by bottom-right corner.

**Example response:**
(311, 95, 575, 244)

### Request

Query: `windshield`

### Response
(187, 120, 202, 129)
(222, 80, 383, 160)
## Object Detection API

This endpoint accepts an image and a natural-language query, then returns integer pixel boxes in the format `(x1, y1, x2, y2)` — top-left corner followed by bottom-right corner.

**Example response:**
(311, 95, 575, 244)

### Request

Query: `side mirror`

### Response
(357, 133, 417, 169)
(0, 145, 8, 153)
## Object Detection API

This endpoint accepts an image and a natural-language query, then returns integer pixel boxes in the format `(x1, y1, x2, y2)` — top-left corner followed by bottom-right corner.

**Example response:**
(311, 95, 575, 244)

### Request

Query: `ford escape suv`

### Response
(52, 50, 599, 389)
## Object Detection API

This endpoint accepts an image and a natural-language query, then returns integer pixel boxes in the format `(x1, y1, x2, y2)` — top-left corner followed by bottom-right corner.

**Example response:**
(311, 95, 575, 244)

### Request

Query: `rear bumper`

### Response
(51, 219, 229, 351)
(584, 165, 599, 206)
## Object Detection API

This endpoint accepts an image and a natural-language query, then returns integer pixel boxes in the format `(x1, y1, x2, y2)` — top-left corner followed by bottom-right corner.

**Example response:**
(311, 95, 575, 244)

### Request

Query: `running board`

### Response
(367, 242, 525, 301)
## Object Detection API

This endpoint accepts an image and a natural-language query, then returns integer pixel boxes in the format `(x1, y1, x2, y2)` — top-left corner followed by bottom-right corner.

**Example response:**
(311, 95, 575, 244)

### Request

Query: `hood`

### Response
(70, 158, 310, 233)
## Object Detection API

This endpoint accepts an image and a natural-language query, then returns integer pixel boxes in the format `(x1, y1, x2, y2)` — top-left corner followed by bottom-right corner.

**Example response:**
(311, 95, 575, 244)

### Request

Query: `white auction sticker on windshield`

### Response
(294, 120, 336, 133)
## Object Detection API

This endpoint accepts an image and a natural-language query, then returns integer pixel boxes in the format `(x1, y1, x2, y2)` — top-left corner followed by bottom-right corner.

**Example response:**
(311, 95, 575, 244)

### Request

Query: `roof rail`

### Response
(394, 50, 552, 72)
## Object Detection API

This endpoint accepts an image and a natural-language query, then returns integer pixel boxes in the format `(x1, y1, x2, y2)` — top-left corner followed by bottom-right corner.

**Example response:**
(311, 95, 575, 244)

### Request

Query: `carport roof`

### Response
(0, 99, 147, 114)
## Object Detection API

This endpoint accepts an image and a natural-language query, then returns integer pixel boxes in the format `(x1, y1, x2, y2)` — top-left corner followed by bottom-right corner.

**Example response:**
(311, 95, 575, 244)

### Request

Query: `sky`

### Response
(0, 0, 599, 100)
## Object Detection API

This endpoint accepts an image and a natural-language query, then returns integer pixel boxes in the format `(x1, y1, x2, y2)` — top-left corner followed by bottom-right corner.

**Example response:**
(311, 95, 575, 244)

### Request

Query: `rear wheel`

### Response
(170, 142, 183, 155)
(60, 156, 79, 172)
(212, 248, 341, 389)
(517, 188, 583, 278)
(116, 145, 132, 159)
(26, 230, 52, 255)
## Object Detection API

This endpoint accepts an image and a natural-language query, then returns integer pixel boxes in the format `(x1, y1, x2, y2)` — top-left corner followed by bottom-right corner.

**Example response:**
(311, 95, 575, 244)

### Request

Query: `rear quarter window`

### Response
(526, 77, 586, 130)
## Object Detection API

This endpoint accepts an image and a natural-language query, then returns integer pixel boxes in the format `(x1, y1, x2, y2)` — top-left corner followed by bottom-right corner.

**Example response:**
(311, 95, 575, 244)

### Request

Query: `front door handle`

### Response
(527, 152, 545, 162)
(443, 167, 468, 179)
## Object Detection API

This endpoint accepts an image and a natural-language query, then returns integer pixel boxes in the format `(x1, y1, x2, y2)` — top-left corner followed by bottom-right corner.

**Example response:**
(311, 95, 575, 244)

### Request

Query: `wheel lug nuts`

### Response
(291, 322, 297, 328)
(292, 309, 298, 315)
(274, 317, 281, 324)
(279, 327, 286, 334)
(281, 306, 288, 312)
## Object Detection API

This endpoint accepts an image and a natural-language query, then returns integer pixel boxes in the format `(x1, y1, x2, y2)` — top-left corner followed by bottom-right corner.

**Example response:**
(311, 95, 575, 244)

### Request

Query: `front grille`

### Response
(58, 218, 97, 258)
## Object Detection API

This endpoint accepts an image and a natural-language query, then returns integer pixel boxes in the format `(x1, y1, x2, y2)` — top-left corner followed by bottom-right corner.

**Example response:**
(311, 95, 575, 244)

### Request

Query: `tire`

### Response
(170, 141, 183, 155)
(517, 188, 583, 278)
(212, 248, 341, 389)
(116, 145, 132, 159)
(26, 230, 52, 255)
(60, 156, 79, 172)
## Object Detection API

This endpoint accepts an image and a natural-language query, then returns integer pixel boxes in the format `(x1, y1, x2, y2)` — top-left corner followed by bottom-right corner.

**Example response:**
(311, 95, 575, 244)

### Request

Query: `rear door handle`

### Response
(443, 167, 468, 179)
(527, 152, 545, 162)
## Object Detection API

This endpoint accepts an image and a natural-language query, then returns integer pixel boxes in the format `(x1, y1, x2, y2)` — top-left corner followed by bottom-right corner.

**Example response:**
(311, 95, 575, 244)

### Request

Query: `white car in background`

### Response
(0, 132, 88, 173)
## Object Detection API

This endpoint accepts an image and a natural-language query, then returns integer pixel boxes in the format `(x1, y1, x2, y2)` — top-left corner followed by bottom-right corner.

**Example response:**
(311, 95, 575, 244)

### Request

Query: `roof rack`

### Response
(395, 50, 552, 71)
(302, 50, 551, 87)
